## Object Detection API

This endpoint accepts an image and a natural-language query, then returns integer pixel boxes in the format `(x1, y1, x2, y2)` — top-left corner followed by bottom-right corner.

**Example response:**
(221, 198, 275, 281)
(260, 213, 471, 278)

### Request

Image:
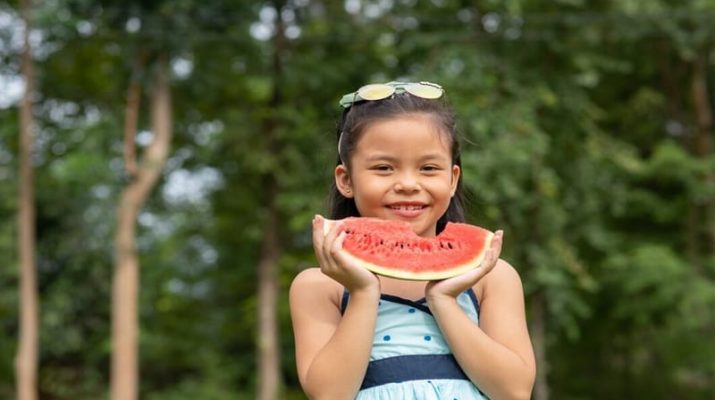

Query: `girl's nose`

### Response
(394, 174, 421, 192)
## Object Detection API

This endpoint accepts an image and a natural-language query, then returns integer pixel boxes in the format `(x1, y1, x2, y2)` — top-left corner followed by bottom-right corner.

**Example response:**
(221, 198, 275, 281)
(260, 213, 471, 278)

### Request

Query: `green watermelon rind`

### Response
(322, 217, 494, 281)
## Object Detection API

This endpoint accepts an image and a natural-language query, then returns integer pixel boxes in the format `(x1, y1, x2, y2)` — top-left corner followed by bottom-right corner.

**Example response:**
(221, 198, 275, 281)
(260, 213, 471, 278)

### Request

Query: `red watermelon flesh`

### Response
(322, 217, 494, 281)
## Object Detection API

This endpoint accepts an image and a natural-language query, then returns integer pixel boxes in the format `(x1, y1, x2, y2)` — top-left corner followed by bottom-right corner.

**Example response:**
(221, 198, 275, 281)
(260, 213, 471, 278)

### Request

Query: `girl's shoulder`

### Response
(291, 267, 339, 288)
(474, 258, 524, 302)
(289, 267, 343, 310)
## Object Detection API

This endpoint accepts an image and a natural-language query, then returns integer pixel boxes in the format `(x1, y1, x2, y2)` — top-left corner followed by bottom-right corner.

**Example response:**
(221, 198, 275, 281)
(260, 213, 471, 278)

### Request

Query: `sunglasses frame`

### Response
(339, 81, 444, 109)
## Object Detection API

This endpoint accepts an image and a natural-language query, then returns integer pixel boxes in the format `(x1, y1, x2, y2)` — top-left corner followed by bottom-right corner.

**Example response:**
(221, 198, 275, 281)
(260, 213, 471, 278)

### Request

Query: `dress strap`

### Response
(466, 287, 481, 316)
(340, 289, 349, 315)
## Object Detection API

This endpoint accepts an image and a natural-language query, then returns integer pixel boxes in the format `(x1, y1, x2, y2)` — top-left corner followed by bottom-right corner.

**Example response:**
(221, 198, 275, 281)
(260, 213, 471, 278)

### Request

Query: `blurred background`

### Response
(2, 0, 715, 399)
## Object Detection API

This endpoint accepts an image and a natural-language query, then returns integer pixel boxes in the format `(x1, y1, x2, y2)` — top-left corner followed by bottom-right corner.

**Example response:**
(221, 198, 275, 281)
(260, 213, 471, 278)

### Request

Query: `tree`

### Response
(112, 56, 172, 400)
(15, 0, 38, 398)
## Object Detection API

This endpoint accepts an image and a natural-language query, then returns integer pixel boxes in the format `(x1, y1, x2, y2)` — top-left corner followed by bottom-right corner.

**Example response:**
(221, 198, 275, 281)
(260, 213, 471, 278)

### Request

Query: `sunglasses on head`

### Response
(339, 81, 444, 109)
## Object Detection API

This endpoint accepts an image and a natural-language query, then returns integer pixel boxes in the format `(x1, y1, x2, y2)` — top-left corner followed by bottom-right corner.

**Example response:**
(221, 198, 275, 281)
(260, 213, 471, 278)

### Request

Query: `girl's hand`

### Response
(312, 215, 380, 294)
(425, 230, 503, 301)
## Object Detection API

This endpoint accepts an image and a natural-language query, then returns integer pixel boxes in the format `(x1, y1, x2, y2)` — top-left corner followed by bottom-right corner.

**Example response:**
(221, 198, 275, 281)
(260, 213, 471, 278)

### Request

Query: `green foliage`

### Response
(2, 0, 715, 398)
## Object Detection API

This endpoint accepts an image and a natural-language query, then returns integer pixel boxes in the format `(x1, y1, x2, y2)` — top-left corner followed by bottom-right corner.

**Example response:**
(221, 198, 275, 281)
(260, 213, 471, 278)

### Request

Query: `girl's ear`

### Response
(335, 164, 354, 198)
(450, 165, 461, 197)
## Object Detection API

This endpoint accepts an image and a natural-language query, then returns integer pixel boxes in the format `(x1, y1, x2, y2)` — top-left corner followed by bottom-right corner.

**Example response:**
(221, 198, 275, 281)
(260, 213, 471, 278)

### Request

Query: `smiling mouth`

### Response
(388, 204, 427, 211)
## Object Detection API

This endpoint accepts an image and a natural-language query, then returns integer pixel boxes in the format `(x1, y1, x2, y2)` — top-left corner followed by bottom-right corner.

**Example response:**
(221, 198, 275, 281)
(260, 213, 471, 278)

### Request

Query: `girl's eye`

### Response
(422, 165, 441, 171)
(372, 165, 392, 171)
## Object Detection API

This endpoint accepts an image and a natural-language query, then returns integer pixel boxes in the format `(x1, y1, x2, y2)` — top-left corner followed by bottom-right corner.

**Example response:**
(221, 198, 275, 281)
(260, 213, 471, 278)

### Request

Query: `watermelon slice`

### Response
(322, 217, 494, 281)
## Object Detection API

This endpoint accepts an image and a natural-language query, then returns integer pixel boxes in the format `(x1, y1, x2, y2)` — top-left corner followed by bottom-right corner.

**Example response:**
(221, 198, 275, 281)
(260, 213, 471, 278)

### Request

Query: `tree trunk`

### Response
(16, 0, 38, 398)
(256, 3, 286, 399)
(530, 292, 549, 400)
(657, 40, 700, 266)
(123, 53, 145, 180)
(690, 49, 714, 256)
(257, 179, 282, 400)
(528, 150, 550, 400)
(111, 58, 172, 400)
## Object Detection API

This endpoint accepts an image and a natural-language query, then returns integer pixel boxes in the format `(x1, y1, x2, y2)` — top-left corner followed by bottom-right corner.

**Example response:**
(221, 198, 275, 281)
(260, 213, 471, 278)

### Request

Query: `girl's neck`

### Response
(378, 276, 427, 301)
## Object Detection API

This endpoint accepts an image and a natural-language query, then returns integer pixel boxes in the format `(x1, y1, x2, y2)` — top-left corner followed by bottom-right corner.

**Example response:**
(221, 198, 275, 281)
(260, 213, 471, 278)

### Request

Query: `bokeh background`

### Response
(2, 0, 715, 399)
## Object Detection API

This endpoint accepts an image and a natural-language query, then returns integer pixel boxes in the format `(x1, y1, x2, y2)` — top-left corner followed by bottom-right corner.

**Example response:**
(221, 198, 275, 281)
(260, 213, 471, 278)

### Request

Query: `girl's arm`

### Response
(428, 260, 536, 400)
(289, 216, 381, 399)
(289, 269, 380, 399)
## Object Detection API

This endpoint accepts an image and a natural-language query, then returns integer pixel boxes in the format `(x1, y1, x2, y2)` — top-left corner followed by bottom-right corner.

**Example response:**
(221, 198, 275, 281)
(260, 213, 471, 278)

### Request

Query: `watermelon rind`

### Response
(321, 217, 494, 281)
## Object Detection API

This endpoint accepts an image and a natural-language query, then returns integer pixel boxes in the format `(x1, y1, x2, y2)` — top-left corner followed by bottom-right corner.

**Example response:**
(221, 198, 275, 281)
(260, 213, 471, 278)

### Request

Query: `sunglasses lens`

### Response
(340, 82, 444, 108)
(357, 84, 396, 101)
(405, 83, 443, 99)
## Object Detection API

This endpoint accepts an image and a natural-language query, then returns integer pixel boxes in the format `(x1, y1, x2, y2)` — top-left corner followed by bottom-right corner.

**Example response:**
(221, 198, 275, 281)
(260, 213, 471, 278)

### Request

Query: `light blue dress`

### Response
(341, 289, 489, 400)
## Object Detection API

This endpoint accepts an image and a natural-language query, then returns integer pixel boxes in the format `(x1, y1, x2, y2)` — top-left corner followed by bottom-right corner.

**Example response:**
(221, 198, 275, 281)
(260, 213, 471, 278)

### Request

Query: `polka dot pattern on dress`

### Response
(350, 290, 485, 399)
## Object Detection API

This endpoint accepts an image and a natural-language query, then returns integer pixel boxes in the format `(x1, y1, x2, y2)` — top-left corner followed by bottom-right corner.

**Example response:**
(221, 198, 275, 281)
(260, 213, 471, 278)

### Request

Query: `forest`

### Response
(1, 0, 715, 399)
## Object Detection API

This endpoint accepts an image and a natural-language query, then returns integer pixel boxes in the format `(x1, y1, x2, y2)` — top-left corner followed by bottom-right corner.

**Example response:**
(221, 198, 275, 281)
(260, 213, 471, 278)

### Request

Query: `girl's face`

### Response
(335, 114, 460, 238)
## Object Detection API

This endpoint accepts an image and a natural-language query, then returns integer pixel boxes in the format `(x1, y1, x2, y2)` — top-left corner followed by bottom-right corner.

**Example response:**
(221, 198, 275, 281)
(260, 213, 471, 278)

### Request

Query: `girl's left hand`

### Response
(425, 230, 503, 301)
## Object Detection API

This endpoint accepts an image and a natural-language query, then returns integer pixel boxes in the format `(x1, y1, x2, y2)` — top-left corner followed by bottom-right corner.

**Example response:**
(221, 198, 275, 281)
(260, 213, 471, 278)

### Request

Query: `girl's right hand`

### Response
(312, 215, 380, 294)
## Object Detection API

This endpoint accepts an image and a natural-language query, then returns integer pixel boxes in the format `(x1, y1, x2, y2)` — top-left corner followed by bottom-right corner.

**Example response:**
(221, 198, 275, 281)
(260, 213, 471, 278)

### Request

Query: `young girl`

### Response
(290, 81, 535, 399)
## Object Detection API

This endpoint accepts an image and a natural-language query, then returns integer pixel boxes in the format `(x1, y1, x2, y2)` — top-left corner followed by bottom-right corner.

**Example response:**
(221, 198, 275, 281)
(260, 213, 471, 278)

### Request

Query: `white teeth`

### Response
(391, 205, 423, 210)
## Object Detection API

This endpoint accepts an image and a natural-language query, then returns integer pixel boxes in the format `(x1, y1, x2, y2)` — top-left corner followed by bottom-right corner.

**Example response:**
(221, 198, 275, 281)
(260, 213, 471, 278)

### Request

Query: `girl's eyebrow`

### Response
(365, 154, 399, 162)
(364, 153, 450, 162)
(419, 153, 451, 162)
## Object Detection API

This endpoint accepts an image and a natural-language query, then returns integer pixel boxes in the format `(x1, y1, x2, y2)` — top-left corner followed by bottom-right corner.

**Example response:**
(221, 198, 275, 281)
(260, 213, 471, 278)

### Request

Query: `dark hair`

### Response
(327, 91, 466, 233)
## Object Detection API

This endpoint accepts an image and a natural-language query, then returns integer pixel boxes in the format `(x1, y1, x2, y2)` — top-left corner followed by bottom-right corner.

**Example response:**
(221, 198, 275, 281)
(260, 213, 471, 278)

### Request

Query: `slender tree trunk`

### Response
(689, 46, 715, 400)
(530, 292, 549, 400)
(528, 151, 550, 400)
(657, 40, 701, 266)
(690, 48, 714, 256)
(111, 58, 172, 400)
(257, 3, 287, 399)
(123, 53, 145, 180)
(691, 51, 713, 159)
(16, 0, 38, 398)
(257, 179, 282, 400)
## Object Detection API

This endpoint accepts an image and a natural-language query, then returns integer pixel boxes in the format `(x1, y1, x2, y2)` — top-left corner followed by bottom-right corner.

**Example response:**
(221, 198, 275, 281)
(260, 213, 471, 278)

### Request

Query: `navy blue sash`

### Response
(361, 354, 469, 389)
